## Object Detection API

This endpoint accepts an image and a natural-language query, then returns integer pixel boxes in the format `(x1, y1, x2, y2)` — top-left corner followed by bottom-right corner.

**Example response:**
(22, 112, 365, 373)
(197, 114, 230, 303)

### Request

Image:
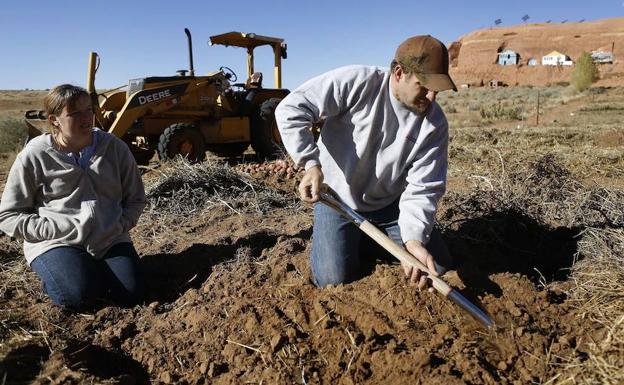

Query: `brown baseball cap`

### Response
(395, 35, 457, 92)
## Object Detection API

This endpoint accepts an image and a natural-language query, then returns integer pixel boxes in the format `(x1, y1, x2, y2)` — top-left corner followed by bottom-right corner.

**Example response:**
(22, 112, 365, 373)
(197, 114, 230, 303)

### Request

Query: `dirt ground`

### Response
(0, 87, 622, 384)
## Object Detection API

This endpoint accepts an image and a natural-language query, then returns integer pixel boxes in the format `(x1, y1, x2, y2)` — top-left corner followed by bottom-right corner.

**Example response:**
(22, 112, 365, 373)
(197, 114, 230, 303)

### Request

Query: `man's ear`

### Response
(392, 64, 404, 82)
(48, 114, 59, 128)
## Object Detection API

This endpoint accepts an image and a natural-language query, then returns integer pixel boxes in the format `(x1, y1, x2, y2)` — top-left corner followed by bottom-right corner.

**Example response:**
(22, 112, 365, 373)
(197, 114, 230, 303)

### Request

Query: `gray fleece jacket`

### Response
(0, 129, 146, 265)
(275, 65, 448, 244)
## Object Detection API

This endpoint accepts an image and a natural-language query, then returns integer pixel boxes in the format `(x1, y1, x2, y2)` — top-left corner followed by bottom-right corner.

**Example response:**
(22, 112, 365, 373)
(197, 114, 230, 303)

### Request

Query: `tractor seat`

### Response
(245, 72, 263, 89)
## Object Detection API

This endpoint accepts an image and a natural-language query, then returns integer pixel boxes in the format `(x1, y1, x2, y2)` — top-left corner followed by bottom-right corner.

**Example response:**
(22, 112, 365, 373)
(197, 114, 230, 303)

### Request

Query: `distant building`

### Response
(542, 51, 573, 66)
(591, 51, 613, 64)
(498, 48, 519, 65)
(489, 80, 507, 87)
(527, 58, 538, 66)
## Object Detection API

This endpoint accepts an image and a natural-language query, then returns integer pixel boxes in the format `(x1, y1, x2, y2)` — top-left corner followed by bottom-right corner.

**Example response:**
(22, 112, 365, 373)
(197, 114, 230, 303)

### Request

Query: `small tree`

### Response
(571, 52, 599, 92)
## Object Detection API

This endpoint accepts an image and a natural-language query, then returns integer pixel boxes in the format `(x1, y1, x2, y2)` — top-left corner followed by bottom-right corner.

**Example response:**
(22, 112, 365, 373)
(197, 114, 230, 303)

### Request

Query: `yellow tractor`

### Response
(25, 29, 289, 163)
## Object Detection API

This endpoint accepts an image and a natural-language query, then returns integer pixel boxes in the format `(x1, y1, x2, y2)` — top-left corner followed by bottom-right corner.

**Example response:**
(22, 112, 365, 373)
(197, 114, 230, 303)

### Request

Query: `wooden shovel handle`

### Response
(359, 221, 452, 296)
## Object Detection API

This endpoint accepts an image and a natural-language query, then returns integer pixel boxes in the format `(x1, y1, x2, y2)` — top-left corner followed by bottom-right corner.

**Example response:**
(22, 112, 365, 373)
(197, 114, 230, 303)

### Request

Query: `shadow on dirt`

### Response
(0, 343, 50, 385)
(62, 339, 149, 384)
(140, 230, 283, 302)
(442, 209, 581, 298)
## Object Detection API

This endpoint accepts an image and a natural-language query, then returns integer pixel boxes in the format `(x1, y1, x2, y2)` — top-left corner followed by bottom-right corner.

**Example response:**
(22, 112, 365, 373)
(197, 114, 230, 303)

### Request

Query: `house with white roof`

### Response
(498, 48, 519, 65)
(542, 51, 573, 66)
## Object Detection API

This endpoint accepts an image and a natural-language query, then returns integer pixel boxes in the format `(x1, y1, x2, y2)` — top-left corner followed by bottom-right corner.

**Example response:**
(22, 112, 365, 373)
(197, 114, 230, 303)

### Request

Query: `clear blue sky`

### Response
(0, 0, 621, 90)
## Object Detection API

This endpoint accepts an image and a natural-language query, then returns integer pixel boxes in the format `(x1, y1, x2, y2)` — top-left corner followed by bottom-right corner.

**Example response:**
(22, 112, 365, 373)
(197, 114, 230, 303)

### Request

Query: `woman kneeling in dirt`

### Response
(0, 84, 146, 310)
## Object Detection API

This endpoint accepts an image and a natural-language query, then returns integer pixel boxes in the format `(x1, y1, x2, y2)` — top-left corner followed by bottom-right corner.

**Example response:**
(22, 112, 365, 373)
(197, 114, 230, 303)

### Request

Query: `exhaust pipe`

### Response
(184, 28, 195, 77)
(87, 52, 98, 94)
(86, 52, 105, 128)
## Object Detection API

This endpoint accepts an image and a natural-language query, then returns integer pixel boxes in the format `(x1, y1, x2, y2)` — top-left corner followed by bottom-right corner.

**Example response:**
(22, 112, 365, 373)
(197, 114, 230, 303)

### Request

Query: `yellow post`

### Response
(247, 48, 254, 80)
(274, 44, 282, 89)
(86, 52, 105, 128)
(87, 52, 98, 93)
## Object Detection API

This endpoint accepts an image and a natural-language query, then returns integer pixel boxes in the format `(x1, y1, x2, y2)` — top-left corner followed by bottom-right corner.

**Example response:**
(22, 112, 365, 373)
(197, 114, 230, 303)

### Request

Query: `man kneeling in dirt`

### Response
(275, 35, 456, 290)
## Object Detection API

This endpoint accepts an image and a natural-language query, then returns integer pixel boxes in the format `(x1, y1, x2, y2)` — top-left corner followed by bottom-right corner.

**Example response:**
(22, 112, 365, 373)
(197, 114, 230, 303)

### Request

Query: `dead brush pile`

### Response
(0, 237, 42, 344)
(144, 158, 299, 217)
(444, 154, 623, 229)
(440, 154, 624, 384)
(134, 158, 302, 252)
(567, 227, 624, 384)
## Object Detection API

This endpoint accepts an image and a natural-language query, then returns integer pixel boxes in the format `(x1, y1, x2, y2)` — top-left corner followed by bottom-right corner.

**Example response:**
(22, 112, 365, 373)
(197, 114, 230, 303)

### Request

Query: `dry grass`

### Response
(143, 158, 299, 216)
(445, 154, 623, 228)
(441, 154, 624, 385)
(559, 228, 624, 385)
(0, 237, 45, 349)
(0, 118, 27, 153)
(132, 158, 302, 251)
(437, 85, 582, 126)
(445, 86, 624, 190)
(0, 90, 46, 120)
(0, 88, 622, 382)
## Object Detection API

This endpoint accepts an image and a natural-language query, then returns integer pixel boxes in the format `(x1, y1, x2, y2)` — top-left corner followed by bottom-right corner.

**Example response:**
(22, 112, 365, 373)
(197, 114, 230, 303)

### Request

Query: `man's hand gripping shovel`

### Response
(318, 186, 495, 329)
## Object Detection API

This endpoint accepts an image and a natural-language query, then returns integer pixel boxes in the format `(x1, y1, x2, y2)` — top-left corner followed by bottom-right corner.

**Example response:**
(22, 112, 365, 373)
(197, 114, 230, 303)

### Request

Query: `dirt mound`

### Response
(449, 17, 624, 87)
(0, 158, 622, 384)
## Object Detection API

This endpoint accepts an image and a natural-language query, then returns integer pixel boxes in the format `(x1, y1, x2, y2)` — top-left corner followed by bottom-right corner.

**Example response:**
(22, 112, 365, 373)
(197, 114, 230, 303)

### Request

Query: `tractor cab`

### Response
(209, 31, 287, 90)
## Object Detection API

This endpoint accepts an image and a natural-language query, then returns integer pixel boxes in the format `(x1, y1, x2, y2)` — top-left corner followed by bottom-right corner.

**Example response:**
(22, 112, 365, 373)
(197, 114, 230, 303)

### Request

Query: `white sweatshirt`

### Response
(275, 65, 448, 244)
(0, 129, 146, 264)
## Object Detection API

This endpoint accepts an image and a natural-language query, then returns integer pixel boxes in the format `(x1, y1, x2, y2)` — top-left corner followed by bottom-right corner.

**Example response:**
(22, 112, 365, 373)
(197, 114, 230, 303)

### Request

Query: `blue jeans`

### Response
(30, 242, 143, 309)
(311, 201, 452, 287)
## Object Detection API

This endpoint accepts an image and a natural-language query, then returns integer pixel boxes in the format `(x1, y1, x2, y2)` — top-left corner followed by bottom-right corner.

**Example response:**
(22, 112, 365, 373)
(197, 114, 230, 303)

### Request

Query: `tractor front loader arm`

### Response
(107, 81, 210, 138)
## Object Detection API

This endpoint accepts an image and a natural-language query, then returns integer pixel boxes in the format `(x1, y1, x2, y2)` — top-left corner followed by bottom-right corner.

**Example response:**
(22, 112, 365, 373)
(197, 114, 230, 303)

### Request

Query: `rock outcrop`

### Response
(449, 17, 624, 87)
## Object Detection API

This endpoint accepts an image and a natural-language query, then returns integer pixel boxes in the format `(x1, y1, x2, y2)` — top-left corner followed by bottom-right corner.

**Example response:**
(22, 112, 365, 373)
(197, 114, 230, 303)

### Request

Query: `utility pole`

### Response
(536, 90, 540, 126)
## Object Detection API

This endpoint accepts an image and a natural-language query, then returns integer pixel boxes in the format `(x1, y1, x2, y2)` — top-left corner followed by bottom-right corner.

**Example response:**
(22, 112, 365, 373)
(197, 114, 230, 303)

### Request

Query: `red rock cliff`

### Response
(448, 17, 624, 87)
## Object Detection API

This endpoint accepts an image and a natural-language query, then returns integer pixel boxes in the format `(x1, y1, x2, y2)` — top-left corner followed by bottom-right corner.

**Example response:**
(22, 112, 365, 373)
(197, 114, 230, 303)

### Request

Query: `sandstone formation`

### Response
(449, 17, 624, 87)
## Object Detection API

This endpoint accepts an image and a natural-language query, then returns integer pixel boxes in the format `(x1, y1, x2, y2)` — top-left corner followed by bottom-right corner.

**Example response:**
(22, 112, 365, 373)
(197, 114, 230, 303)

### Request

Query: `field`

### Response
(0, 86, 622, 384)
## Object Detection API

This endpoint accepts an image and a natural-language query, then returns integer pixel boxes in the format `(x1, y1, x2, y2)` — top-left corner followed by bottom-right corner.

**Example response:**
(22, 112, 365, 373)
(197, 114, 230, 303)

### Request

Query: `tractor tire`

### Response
(250, 98, 285, 159)
(205, 143, 249, 158)
(158, 123, 206, 163)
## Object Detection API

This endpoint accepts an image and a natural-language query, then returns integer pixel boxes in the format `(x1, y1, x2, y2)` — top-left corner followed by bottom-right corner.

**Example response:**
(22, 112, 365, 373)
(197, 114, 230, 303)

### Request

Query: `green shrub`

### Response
(479, 102, 523, 121)
(571, 52, 599, 92)
(0, 118, 27, 153)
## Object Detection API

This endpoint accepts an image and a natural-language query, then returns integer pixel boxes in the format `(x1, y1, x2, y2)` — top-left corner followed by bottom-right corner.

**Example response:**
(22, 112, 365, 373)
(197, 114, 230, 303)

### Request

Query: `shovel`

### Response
(319, 188, 495, 328)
